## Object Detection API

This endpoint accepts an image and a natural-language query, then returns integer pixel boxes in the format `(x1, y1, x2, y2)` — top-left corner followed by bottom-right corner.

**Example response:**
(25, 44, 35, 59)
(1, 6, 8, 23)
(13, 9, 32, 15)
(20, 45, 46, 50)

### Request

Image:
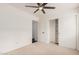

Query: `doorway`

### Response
(49, 19, 59, 45)
(32, 20, 38, 43)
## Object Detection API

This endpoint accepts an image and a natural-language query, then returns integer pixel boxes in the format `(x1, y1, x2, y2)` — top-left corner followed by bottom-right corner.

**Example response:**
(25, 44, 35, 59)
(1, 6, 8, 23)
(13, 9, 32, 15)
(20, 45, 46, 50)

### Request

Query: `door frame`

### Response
(49, 19, 59, 45)
(32, 20, 38, 43)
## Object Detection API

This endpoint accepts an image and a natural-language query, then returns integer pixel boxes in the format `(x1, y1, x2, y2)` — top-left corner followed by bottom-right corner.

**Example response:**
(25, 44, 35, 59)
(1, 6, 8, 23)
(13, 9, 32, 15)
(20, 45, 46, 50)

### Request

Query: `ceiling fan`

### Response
(25, 3, 56, 14)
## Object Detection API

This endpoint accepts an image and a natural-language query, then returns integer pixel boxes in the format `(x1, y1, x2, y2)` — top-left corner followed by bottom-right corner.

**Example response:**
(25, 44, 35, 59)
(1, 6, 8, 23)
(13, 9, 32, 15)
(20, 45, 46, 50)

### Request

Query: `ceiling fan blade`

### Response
(37, 3, 41, 6)
(25, 6, 38, 8)
(44, 6, 56, 9)
(42, 9, 45, 14)
(34, 9, 39, 13)
(42, 3, 47, 6)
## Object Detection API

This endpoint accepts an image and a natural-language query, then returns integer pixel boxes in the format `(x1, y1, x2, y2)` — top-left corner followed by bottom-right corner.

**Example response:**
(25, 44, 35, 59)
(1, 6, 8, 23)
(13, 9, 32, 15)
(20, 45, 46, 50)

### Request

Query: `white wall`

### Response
(49, 10, 77, 49)
(76, 11, 79, 50)
(76, 14, 78, 50)
(0, 4, 38, 53)
(49, 20, 56, 43)
(38, 15, 49, 43)
(38, 10, 77, 49)
(58, 11, 76, 49)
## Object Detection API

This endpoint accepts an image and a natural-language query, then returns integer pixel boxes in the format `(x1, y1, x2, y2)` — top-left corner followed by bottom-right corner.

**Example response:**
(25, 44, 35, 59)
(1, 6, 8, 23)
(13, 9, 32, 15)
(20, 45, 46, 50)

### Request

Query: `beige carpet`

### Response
(4, 42, 79, 55)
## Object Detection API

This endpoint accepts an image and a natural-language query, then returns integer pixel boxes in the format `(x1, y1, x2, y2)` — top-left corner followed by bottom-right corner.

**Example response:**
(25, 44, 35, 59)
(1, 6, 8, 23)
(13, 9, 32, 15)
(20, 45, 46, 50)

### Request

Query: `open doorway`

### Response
(32, 20, 38, 43)
(49, 19, 59, 45)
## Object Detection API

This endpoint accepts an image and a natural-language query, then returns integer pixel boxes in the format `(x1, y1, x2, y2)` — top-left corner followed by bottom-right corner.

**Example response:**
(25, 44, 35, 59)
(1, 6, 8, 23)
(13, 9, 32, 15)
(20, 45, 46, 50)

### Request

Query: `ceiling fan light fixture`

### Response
(39, 7, 43, 10)
(25, 3, 56, 14)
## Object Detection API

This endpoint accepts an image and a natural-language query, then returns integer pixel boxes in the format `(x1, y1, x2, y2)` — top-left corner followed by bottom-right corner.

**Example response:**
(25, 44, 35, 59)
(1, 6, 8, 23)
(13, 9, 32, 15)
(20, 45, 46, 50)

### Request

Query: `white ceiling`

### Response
(9, 3, 79, 17)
